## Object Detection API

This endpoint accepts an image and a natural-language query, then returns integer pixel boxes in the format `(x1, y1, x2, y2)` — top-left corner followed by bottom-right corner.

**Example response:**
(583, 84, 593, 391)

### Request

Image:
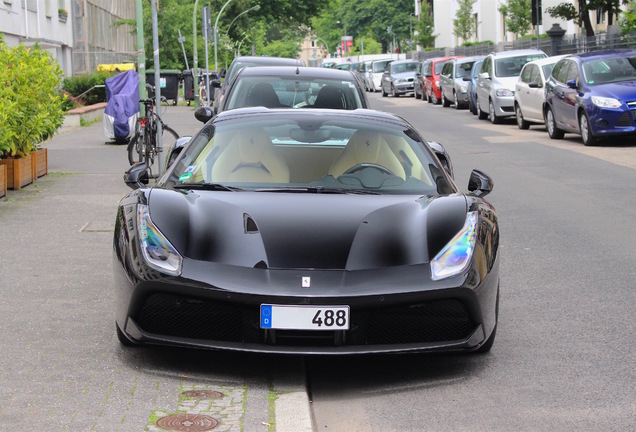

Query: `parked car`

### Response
(475, 49, 547, 123)
(544, 50, 636, 146)
(439, 56, 484, 109)
(117, 107, 500, 354)
(211, 56, 303, 114)
(217, 66, 368, 114)
(467, 59, 484, 115)
(416, 59, 432, 101)
(362, 60, 374, 91)
(380, 60, 419, 97)
(425, 56, 464, 104)
(369, 59, 394, 92)
(514, 55, 568, 129)
(413, 61, 425, 99)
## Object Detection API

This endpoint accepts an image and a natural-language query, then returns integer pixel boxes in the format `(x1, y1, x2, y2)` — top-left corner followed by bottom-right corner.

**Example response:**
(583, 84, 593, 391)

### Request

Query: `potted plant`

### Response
(0, 43, 64, 189)
(58, 8, 68, 22)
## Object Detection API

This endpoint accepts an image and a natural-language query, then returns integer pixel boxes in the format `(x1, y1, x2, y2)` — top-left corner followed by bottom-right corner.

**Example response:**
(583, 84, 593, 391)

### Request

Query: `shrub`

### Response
(62, 71, 112, 105)
(0, 43, 65, 158)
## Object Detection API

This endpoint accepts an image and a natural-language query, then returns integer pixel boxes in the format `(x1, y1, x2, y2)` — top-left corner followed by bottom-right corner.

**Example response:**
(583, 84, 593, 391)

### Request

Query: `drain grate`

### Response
(156, 413, 218, 431)
(182, 390, 224, 400)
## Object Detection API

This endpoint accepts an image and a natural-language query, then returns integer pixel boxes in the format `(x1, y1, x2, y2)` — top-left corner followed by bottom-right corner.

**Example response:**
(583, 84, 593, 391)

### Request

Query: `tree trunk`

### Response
(580, 0, 595, 37)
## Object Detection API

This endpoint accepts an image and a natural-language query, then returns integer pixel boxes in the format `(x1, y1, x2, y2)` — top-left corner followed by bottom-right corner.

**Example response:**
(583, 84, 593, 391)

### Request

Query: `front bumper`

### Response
(588, 106, 636, 138)
(492, 95, 515, 118)
(393, 82, 415, 95)
(114, 257, 499, 355)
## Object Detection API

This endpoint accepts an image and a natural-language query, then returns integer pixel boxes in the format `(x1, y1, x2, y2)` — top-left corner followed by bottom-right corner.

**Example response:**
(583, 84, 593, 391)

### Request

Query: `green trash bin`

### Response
(146, 69, 181, 104)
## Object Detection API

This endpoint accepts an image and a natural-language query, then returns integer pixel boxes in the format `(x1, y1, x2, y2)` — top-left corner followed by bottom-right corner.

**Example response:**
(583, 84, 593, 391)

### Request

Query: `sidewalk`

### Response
(0, 106, 312, 431)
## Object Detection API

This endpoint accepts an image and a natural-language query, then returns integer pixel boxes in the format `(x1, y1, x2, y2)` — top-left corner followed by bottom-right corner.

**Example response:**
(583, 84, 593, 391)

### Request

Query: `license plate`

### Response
(260, 305, 350, 330)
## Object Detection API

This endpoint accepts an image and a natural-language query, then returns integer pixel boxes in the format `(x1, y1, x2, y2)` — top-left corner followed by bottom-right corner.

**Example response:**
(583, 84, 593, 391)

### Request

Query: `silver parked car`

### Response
(475, 49, 547, 123)
(369, 59, 394, 92)
(514, 55, 567, 129)
(381, 60, 419, 97)
(439, 56, 484, 109)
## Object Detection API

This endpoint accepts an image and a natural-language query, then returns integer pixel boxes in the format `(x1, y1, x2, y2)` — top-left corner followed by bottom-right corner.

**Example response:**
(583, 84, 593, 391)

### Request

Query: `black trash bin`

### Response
(146, 69, 181, 105)
(182, 69, 195, 105)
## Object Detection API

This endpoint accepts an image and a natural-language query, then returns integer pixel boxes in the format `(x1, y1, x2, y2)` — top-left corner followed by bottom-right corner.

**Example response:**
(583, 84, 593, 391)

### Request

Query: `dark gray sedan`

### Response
(381, 60, 420, 97)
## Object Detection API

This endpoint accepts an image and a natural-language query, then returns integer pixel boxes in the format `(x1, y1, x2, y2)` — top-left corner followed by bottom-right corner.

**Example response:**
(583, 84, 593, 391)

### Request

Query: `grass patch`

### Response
(80, 117, 100, 127)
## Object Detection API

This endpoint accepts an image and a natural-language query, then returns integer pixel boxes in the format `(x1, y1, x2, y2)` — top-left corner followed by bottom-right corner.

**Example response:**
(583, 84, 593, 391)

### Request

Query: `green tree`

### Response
(547, 0, 628, 36)
(415, 1, 436, 48)
(453, 0, 477, 43)
(619, 1, 636, 33)
(498, 0, 533, 40)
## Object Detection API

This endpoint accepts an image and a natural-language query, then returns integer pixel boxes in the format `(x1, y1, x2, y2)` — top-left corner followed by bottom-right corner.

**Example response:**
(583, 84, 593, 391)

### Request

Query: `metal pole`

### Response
(151, 0, 163, 176)
(204, 7, 211, 107)
(178, 28, 189, 70)
(536, 1, 541, 50)
(214, 0, 235, 75)
(193, 0, 199, 108)
(135, 0, 146, 115)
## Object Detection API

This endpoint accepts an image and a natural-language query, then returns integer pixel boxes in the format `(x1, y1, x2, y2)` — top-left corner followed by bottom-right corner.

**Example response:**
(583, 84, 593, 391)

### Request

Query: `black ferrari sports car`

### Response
(114, 107, 500, 354)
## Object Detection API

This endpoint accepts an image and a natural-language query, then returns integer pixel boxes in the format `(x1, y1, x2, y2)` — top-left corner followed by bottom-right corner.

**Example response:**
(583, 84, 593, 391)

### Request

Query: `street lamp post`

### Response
(409, 13, 414, 51)
(226, 4, 260, 36)
(314, 36, 329, 60)
(214, 0, 234, 75)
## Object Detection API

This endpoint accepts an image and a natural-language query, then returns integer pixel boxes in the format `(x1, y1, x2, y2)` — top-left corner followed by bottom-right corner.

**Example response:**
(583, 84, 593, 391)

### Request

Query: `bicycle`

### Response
(127, 91, 179, 177)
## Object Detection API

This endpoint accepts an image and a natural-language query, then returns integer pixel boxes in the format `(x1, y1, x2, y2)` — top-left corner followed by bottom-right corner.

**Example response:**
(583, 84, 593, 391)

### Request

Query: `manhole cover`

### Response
(156, 413, 218, 431)
(182, 390, 224, 399)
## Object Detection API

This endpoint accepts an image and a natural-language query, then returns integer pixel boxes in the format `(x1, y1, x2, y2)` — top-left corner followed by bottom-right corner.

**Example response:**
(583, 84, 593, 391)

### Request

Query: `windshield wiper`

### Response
(253, 186, 380, 195)
(174, 182, 243, 191)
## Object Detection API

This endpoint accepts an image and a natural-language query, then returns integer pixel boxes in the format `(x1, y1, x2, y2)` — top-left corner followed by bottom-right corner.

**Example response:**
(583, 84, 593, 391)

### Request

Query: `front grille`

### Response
(616, 112, 633, 127)
(135, 294, 476, 348)
(501, 106, 514, 113)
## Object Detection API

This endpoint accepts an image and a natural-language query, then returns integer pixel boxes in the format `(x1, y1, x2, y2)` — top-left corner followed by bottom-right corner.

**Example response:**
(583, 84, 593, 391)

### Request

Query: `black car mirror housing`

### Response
(124, 162, 149, 190)
(194, 106, 215, 123)
(468, 169, 494, 197)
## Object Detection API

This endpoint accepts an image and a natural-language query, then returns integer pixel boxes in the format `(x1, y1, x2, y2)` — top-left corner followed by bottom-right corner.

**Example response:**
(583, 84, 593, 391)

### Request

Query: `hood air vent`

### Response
(244, 213, 259, 233)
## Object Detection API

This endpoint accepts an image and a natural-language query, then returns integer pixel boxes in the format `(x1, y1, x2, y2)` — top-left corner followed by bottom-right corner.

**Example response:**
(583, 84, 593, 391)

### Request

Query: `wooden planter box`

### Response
(32, 148, 48, 178)
(0, 154, 34, 190)
(0, 164, 6, 198)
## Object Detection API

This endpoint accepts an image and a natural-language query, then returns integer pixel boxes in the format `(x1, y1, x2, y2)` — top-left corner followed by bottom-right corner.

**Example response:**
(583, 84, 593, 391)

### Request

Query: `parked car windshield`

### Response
(373, 61, 392, 72)
(225, 75, 364, 110)
(168, 112, 454, 196)
(495, 54, 546, 77)
(456, 61, 475, 79)
(435, 61, 448, 74)
(582, 55, 636, 85)
(391, 62, 419, 73)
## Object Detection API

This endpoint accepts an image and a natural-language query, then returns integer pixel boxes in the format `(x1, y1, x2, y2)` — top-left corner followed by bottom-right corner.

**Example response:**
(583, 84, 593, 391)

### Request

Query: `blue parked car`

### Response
(467, 59, 484, 116)
(544, 50, 636, 146)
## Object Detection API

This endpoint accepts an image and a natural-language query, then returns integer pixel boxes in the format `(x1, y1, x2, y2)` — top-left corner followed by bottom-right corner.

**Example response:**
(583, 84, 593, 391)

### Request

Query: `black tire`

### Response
(454, 91, 462, 110)
(489, 99, 502, 124)
(415, 88, 422, 100)
(515, 103, 530, 129)
(427, 90, 432, 103)
(579, 111, 597, 146)
(127, 133, 145, 165)
(432, 91, 440, 105)
(116, 323, 137, 347)
(468, 95, 476, 115)
(545, 107, 564, 139)
(442, 90, 451, 107)
(382, 85, 388, 97)
(477, 98, 488, 120)
(392, 85, 399, 97)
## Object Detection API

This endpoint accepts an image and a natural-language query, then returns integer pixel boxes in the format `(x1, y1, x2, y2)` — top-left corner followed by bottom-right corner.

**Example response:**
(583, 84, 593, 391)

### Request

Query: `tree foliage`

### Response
(547, 0, 628, 36)
(453, 0, 478, 43)
(498, 0, 533, 40)
(619, 1, 636, 34)
(415, 1, 436, 48)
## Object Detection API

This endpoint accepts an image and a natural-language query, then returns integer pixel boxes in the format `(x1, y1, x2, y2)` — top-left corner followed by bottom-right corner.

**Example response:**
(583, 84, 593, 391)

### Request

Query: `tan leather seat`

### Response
(211, 128, 290, 183)
(328, 130, 405, 179)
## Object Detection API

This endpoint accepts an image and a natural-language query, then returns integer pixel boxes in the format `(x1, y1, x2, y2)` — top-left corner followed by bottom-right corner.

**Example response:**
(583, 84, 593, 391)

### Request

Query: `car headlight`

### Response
(431, 212, 478, 281)
(591, 96, 621, 108)
(395, 78, 406, 84)
(496, 89, 514, 97)
(137, 204, 182, 276)
(460, 85, 468, 93)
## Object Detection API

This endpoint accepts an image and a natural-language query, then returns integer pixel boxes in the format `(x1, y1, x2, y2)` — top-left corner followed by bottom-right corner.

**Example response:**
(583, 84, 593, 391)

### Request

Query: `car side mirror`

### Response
(194, 106, 214, 123)
(462, 77, 471, 82)
(429, 141, 454, 180)
(480, 72, 490, 80)
(124, 162, 149, 190)
(211, 79, 221, 88)
(528, 81, 542, 88)
(566, 79, 577, 89)
(219, 68, 226, 78)
(468, 169, 494, 197)
(164, 136, 192, 170)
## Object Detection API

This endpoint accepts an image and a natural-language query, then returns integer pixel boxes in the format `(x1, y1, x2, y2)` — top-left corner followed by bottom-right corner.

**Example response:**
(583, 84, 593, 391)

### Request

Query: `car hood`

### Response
(589, 80, 636, 101)
(148, 189, 467, 271)
(494, 76, 519, 91)
(392, 72, 416, 80)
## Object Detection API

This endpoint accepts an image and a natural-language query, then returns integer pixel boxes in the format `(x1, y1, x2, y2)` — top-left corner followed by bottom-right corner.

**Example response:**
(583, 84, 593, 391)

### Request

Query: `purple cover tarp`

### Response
(103, 70, 139, 140)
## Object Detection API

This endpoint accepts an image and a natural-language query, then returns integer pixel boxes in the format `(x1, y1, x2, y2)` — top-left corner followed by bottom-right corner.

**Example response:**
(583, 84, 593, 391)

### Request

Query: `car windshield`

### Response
(495, 54, 546, 77)
(167, 113, 454, 196)
(392, 62, 419, 73)
(226, 59, 298, 84)
(542, 63, 557, 79)
(373, 61, 391, 72)
(456, 61, 475, 78)
(582, 56, 636, 85)
(434, 61, 448, 75)
(225, 75, 364, 110)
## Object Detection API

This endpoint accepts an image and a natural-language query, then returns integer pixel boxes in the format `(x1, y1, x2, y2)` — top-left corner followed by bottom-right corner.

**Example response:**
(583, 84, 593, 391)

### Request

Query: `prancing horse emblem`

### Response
(302, 277, 311, 288)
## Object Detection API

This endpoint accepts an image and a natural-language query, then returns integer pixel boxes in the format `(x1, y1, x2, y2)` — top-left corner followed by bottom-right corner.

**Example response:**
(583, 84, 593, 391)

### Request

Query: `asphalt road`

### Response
(1, 93, 635, 432)
(307, 93, 636, 431)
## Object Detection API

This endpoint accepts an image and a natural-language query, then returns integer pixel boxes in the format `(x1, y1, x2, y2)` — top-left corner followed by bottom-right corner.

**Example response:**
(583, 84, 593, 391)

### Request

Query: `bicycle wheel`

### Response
(159, 125, 180, 169)
(127, 132, 146, 165)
